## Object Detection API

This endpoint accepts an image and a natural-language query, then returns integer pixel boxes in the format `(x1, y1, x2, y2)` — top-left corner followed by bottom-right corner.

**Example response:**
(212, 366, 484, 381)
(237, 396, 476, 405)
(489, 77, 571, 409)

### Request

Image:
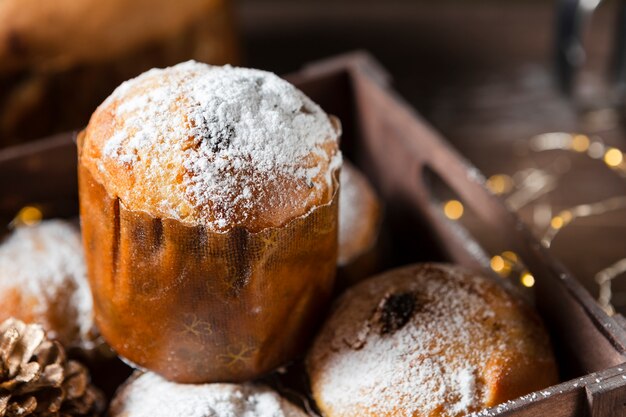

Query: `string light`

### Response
(596, 258, 626, 316)
(529, 132, 571, 151)
(490, 251, 526, 282)
(541, 196, 626, 248)
(559, 210, 573, 223)
(520, 271, 535, 288)
(11, 206, 43, 227)
(588, 141, 605, 159)
(504, 168, 557, 211)
(604, 148, 623, 167)
(443, 200, 464, 220)
(486, 174, 514, 195)
(502, 251, 518, 263)
(487, 132, 626, 313)
(490, 255, 506, 273)
(550, 216, 564, 230)
(571, 134, 590, 152)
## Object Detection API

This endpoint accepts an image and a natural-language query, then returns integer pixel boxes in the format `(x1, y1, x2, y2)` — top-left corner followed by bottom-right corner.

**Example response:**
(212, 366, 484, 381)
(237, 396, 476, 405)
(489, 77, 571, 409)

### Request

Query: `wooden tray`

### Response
(1, 52, 626, 416)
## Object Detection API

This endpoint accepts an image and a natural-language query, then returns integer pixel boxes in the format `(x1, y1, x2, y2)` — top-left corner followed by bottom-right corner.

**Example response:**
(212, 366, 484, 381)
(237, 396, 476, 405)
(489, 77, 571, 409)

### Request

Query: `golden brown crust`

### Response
(307, 263, 558, 417)
(0, 0, 230, 73)
(80, 63, 341, 232)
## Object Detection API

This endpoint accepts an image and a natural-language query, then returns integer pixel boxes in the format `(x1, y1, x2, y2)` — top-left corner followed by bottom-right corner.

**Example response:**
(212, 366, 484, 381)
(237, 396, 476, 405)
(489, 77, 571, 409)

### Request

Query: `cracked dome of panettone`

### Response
(80, 61, 342, 232)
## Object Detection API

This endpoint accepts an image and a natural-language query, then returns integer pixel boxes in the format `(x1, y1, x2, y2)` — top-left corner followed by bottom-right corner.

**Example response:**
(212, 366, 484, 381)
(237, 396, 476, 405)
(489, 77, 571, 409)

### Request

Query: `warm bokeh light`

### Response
(559, 210, 572, 223)
(520, 271, 535, 287)
(570, 134, 590, 152)
(490, 255, 505, 272)
(604, 148, 623, 167)
(588, 142, 605, 159)
(490, 252, 514, 277)
(486, 174, 514, 195)
(550, 216, 564, 230)
(443, 200, 464, 220)
(14, 206, 43, 226)
(502, 250, 518, 263)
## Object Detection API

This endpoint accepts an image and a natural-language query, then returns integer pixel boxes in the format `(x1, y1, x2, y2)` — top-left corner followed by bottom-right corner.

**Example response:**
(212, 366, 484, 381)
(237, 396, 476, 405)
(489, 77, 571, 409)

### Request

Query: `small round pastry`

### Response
(307, 263, 558, 417)
(337, 160, 381, 286)
(110, 372, 309, 417)
(0, 220, 96, 350)
(78, 61, 342, 382)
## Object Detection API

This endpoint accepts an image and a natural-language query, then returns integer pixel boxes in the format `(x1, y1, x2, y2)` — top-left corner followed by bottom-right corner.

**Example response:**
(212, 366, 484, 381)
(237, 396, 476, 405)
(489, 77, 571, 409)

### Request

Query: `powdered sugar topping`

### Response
(0, 220, 94, 347)
(97, 61, 341, 231)
(110, 373, 308, 417)
(309, 264, 540, 417)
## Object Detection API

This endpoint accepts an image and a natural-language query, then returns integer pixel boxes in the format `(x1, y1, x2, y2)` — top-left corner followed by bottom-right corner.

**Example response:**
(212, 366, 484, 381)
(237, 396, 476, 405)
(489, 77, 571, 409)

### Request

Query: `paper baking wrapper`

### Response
(78, 159, 338, 383)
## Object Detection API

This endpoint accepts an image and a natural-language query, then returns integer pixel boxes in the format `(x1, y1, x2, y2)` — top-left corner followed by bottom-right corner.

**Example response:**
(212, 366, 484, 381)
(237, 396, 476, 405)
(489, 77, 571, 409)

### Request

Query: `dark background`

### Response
(238, 0, 618, 116)
(239, 0, 626, 313)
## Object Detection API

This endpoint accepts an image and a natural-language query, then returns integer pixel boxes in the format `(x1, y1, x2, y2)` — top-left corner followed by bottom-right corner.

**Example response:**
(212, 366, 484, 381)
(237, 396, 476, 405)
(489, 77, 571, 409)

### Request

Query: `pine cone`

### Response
(0, 318, 104, 417)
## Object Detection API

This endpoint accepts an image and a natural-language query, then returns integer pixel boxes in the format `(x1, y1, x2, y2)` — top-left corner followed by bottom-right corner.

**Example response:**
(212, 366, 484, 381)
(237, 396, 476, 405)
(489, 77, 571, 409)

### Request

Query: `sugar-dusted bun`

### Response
(337, 161, 381, 286)
(78, 62, 341, 382)
(0, 220, 96, 349)
(110, 372, 309, 417)
(81, 61, 341, 231)
(307, 263, 558, 417)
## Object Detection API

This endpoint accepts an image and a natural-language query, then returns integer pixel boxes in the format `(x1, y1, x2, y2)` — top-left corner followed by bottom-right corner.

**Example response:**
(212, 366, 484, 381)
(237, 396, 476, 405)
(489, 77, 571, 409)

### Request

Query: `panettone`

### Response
(78, 61, 342, 383)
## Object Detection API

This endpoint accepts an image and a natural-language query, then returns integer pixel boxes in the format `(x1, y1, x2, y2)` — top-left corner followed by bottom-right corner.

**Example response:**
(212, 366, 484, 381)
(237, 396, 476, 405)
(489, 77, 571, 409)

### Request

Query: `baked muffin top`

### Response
(0, 220, 94, 348)
(81, 61, 341, 232)
(110, 373, 308, 417)
(307, 263, 558, 417)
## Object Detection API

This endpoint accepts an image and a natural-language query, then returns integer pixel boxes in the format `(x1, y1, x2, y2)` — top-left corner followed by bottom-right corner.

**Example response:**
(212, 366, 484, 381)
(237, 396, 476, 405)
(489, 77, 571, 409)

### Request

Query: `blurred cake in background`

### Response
(337, 160, 382, 288)
(0, 0, 239, 147)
